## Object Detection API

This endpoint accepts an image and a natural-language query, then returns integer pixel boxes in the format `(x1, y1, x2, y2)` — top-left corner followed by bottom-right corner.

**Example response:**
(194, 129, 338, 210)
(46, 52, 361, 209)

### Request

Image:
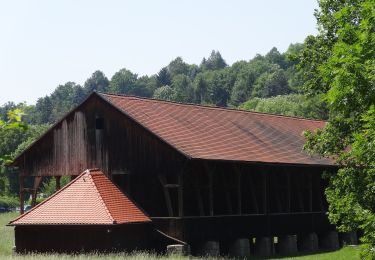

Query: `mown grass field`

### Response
(0, 212, 361, 259)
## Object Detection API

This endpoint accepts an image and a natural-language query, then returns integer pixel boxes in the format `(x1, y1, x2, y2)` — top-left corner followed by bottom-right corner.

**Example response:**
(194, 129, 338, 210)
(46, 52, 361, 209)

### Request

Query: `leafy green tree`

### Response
(0, 109, 27, 197)
(207, 69, 234, 107)
(153, 85, 176, 101)
(50, 82, 83, 121)
(133, 75, 157, 97)
(84, 70, 109, 94)
(240, 94, 327, 119)
(252, 69, 290, 98)
(300, 0, 375, 257)
(34, 96, 53, 124)
(109, 68, 138, 94)
(193, 74, 207, 103)
(200, 50, 227, 71)
(168, 57, 190, 76)
(265, 47, 286, 69)
(171, 75, 194, 103)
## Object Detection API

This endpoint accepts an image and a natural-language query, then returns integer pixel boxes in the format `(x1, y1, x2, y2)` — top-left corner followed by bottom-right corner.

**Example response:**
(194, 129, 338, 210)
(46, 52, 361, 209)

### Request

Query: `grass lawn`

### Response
(0, 212, 361, 259)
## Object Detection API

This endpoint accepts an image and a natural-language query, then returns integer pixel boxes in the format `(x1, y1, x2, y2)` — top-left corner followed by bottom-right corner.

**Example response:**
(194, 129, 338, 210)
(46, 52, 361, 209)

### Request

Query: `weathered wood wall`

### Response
(17, 95, 186, 178)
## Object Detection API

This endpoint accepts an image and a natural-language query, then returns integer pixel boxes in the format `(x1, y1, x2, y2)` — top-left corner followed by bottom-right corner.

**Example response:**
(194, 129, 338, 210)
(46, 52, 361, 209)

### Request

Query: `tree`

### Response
(240, 94, 327, 119)
(153, 85, 176, 101)
(265, 47, 286, 68)
(207, 69, 234, 107)
(134, 75, 157, 97)
(34, 96, 53, 124)
(171, 75, 193, 103)
(109, 68, 138, 94)
(168, 57, 189, 76)
(0, 109, 27, 196)
(193, 74, 207, 104)
(84, 70, 109, 95)
(200, 50, 227, 71)
(50, 82, 83, 122)
(156, 67, 172, 87)
(252, 69, 290, 98)
(300, 0, 375, 257)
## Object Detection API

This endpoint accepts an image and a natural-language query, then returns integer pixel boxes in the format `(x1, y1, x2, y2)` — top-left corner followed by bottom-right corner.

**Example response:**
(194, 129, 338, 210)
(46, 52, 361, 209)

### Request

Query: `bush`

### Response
(0, 196, 18, 208)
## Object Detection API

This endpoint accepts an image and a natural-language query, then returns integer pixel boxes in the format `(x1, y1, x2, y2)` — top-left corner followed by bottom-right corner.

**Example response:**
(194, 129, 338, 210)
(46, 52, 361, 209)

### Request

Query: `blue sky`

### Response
(0, 0, 319, 105)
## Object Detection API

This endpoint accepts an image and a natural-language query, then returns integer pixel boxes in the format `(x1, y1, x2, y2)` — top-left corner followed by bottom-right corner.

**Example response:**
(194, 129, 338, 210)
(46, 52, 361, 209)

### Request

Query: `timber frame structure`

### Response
(12, 92, 337, 254)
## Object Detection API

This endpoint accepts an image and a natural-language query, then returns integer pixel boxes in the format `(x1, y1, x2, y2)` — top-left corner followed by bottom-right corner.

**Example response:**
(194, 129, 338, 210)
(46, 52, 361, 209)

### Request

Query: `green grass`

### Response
(0, 212, 18, 256)
(0, 213, 361, 259)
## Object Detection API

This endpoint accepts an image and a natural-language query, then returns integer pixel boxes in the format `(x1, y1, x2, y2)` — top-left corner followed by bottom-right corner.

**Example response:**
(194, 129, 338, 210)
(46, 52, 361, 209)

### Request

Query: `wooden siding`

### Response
(18, 95, 186, 178)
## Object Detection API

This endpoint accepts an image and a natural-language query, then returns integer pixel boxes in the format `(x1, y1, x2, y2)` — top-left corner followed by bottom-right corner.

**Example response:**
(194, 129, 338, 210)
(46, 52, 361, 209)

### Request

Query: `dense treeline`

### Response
(0, 44, 327, 127)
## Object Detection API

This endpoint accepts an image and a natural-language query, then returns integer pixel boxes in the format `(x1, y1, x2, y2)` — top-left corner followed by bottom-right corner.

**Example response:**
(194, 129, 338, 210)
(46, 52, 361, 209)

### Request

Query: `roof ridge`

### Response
(98, 92, 327, 123)
(87, 173, 116, 224)
(8, 169, 90, 225)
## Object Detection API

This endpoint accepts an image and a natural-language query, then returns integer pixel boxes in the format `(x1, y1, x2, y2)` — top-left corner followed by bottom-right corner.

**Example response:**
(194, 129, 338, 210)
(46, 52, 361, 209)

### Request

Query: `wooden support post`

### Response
(159, 175, 174, 217)
(263, 174, 268, 214)
(195, 186, 205, 216)
(237, 172, 242, 215)
(208, 171, 214, 216)
(178, 173, 183, 217)
(204, 162, 215, 216)
(248, 174, 259, 213)
(55, 176, 61, 191)
(272, 176, 282, 212)
(286, 172, 291, 213)
(308, 173, 313, 212)
(225, 189, 233, 214)
(19, 176, 24, 215)
(31, 176, 42, 207)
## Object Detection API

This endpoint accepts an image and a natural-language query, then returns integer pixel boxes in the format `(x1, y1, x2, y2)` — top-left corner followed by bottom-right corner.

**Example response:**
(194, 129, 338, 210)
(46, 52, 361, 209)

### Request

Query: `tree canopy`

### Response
(300, 0, 375, 257)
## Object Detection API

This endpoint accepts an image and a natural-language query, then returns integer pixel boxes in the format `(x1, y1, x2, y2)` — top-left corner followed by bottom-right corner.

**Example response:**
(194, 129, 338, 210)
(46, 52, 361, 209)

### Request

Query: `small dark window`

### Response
(95, 117, 104, 130)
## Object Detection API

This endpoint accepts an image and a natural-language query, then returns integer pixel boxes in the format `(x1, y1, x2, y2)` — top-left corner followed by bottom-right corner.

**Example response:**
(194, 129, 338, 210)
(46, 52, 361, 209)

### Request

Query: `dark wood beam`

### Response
(248, 174, 259, 214)
(19, 175, 24, 215)
(195, 186, 205, 216)
(31, 176, 42, 207)
(204, 163, 216, 216)
(308, 173, 313, 212)
(286, 172, 291, 213)
(178, 173, 183, 217)
(158, 174, 174, 217)
(55, 176, 61, 191)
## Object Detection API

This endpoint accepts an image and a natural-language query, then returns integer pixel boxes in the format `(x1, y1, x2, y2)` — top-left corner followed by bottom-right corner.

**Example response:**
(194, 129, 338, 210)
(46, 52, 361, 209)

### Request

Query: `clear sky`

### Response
(0, 0, 319, 105)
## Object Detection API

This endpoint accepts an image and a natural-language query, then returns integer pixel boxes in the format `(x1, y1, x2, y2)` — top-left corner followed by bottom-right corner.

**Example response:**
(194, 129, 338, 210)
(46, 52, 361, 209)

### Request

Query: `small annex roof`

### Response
(9, 169, 151, 225)
(98, 93, 333, 166)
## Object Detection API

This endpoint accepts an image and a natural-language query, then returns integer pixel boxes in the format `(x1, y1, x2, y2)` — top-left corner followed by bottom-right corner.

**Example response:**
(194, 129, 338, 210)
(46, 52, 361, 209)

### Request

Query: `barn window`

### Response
(96, 117, 104, 130)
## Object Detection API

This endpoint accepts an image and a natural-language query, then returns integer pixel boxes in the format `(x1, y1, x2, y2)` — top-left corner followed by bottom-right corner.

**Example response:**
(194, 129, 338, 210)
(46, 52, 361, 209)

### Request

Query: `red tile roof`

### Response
(9, 169, 151, 225)
(99, 93, 333, 166)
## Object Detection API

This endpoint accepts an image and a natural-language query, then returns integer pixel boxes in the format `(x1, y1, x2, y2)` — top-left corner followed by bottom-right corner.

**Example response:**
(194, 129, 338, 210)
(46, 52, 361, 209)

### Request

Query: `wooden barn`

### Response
(9, 92, 352, 256)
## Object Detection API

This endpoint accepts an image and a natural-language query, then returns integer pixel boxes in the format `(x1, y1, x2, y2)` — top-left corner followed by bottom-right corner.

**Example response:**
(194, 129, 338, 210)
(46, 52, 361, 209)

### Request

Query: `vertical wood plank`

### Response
(286, 172, 291, 213)
(248, 174, 259, 214)
(55, 176, 61, 191)
(308, 173, 313, 212)
(263, 173, 268, 214)
(208, 171, 214, 216)
(31, 176, 42, 207)
(237, 171, 242, 215)
(19, 176, 24, 215)
(178, 173, 184, 217)
(159, 174, 174, 217)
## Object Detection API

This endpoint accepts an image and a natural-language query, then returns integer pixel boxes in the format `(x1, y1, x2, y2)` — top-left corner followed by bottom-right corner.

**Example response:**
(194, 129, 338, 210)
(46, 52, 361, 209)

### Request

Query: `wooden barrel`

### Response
(201, 240, 220, 257)
(255, 236, 273, 257)
(229, 238, 251, 258)
(166, 244, 190, 256)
